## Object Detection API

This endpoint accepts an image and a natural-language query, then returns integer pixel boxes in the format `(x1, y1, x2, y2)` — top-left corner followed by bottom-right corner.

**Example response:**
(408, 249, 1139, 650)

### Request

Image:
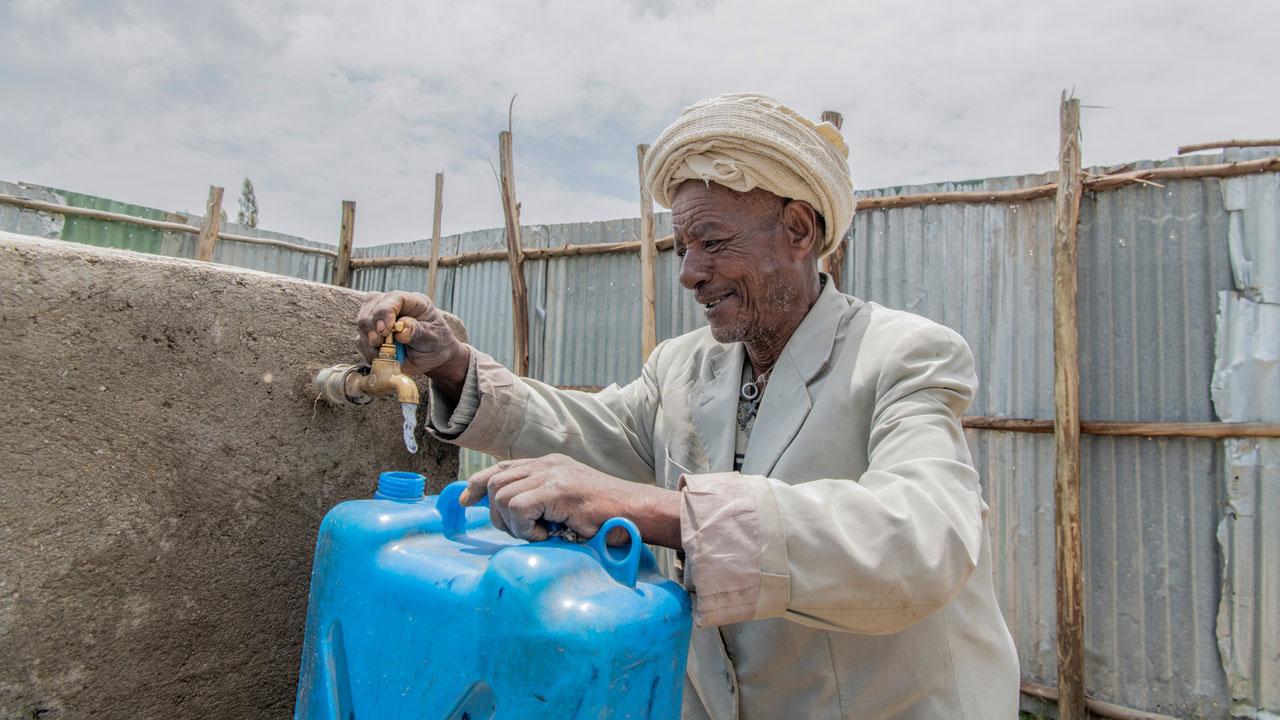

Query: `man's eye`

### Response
(675, 247, 687, 258)
(704, 239, 723, 250)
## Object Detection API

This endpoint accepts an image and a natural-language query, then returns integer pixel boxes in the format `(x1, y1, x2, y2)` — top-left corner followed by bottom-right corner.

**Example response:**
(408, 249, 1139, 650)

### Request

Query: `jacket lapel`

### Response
(690, 342, 743, 473)
(741, 277, 851, 477)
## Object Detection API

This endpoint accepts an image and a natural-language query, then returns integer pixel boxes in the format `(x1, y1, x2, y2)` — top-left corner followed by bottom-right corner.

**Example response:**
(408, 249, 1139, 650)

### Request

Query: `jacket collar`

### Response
(690, 275, 855, 475)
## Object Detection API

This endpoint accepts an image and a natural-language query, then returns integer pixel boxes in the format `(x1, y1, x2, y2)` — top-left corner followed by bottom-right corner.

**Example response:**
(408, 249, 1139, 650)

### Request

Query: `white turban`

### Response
(643, 93, 854, 258)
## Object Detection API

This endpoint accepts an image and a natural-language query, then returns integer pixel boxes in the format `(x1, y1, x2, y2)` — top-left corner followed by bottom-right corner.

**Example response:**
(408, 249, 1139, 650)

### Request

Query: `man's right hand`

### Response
(356, 291, 470, 402)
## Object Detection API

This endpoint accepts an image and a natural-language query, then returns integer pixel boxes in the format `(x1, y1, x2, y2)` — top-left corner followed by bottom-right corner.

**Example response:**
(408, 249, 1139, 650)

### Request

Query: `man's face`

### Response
(671, 180, 809, 345)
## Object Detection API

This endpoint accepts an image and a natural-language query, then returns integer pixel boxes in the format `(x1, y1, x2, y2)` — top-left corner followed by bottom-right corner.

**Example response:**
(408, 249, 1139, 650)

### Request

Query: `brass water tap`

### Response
(313, 321, 419, 406)
(355, 321, 420, 405)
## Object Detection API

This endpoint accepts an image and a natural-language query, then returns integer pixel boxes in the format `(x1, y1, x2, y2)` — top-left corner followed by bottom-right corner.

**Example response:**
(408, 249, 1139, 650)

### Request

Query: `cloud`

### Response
(1, 0, 1278, 246)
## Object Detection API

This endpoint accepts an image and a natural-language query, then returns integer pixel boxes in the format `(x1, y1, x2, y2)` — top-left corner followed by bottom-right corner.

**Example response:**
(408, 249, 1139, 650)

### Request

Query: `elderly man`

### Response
(356, 93, 1019, 719)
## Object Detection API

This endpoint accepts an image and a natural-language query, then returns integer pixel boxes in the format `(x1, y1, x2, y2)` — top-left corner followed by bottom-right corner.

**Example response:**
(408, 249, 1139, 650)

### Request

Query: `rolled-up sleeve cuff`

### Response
(425, 349, 523, 454)
(679, 472, 791, 627)
(427, 348, 480, 438)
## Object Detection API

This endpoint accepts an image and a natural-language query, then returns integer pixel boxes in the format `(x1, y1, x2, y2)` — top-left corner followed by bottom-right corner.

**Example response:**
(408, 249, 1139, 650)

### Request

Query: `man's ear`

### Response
(780, 200, 820, 259)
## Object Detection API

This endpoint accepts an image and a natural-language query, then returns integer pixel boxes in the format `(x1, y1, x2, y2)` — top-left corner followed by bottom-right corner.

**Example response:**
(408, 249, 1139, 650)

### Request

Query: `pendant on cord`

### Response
(738, 368, 771, 431)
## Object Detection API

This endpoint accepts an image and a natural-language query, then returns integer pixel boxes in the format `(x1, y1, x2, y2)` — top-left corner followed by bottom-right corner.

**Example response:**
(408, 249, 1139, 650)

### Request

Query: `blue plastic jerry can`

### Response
(294, 472, 693, 720)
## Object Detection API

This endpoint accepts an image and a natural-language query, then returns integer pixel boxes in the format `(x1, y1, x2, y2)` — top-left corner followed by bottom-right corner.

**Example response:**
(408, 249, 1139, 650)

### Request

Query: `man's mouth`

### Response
(701, 292, 732, 310)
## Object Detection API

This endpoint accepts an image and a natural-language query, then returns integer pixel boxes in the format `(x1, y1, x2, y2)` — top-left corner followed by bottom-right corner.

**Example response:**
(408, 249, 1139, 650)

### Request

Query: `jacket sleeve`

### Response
(678, 323, 986, 634)
(424, 343, 664, 485)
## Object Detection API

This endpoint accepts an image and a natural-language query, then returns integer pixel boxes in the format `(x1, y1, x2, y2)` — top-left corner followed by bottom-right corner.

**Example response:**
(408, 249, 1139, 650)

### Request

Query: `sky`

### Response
(2, 0, 1277, 247)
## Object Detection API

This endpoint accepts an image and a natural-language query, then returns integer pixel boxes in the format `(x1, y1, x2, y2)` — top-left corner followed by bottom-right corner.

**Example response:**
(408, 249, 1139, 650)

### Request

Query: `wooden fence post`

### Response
(499, 131, 530, 377)
(819, 110, 846, 292)
(427, 172, 445, 301)
(637, 144, 659, 361)
(195, 185, 224, 262)
(1052, 92, 1086, 720)
(333, 200, 355, 287)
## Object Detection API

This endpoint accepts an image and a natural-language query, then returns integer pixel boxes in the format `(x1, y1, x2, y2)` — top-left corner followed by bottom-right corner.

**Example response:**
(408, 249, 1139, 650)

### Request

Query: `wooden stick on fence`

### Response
(637, 144, 659, 361)
(348, 235, 676, 270)
(819, 111, 847, 292)
(333, 200, 356, 287)
(1020, 681, 1179, 720)
(1177, 138, 1280, 155)
(499, 130, 530, 376)
(963, 416, 1280, 438)
(1052, 92, 1086, 720)
(195, 185, 224, 262)
(0, 194, 338, 257)
(427, 173, 445, 301)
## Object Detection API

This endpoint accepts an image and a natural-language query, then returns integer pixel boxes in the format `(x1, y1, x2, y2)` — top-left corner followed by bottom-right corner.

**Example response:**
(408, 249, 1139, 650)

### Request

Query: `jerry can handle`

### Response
(587, 517, 642, 588)
(437, 480, 487, 536)
(439, 481, 642, 587)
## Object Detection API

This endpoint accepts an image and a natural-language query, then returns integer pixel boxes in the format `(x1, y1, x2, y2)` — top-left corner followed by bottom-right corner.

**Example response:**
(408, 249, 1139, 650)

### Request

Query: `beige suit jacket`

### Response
(428, 277, 1020, 719)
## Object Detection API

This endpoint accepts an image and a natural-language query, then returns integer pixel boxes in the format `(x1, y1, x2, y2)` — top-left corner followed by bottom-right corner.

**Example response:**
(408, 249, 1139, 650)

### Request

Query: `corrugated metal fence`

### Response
(2, 151, 1275, 717)
(0, 181, 336, 282)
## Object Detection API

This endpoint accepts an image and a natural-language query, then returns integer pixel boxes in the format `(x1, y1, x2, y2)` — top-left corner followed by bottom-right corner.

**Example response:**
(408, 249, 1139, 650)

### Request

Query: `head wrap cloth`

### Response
(643, 93, 855, 258)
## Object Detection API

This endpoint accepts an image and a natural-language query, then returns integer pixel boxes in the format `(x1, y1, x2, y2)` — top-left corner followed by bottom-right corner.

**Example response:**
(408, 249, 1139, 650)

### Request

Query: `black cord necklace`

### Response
(738, 368, 772, 430)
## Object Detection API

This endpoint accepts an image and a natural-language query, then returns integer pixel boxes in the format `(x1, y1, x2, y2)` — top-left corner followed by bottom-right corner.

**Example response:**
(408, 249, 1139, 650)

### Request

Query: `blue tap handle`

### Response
(389, 320, 408, 363)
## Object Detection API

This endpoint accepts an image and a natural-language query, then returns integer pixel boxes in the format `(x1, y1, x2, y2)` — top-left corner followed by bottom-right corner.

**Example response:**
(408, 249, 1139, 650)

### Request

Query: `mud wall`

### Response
(0, 232, 458, 719)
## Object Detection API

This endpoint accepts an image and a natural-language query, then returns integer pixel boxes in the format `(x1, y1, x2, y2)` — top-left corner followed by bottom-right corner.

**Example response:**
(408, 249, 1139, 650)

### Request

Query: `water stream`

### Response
(400, 402, 419, 454)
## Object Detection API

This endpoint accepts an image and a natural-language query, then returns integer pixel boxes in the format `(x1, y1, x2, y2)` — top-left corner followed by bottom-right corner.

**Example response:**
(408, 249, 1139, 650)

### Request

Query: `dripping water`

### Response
(400, 403, 419, 454)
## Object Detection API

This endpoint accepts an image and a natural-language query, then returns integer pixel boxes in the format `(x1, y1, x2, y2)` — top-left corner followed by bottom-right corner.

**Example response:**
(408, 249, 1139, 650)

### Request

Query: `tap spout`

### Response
(378, 371, 421, 406)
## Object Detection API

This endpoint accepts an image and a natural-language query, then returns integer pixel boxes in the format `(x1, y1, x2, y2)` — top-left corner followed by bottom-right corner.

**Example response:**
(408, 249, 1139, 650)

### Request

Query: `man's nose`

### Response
(678, 249, 711, 290)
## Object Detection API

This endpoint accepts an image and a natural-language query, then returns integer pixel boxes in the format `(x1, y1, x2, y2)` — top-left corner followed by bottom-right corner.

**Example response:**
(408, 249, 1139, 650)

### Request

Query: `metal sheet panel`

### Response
(541, 218, 645, 388)
(1222, 149, 1280, 304)
(48, 185, 171, 254)
(350, 238, 437, 302)
(1211, 292, 1280, 426)
(968, 429, 1058, 683)
(199, 216, 335, 284)
(1082, 434, 1227, 717)
(437, 226, 548, 376)
(0, 181, 64, 238)
(1079, 170, 1231, 423)
(1217, 435, 1280, 717)
(1075, 170, 1234, 718)
(849, 171, 1057, 418)
(1213, 150, 1280, 716)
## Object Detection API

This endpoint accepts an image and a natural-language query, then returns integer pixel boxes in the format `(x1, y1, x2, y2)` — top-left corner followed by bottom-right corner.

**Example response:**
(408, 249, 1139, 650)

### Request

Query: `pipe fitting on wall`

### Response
(313, 363, 375, 406)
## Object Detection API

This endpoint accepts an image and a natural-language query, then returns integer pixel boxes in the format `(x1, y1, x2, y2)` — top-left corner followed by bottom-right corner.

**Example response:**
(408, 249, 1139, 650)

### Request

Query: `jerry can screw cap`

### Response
(375, 471, 426, 502)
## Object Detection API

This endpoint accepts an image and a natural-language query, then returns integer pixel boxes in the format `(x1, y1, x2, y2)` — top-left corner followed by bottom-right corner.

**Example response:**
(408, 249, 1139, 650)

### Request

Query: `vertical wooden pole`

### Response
(1052, 92, 1086, 720)
(194, 185, 224, 262)
(498, 130, 530, 377)
(427, 172, 445, 301)
(819, 110, 847, 292)
(636, 144, 659, 361)
(333, 200, 356, 287)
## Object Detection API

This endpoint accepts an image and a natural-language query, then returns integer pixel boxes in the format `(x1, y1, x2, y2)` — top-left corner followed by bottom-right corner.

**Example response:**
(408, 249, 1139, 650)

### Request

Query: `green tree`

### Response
(237, 177, 259, 228)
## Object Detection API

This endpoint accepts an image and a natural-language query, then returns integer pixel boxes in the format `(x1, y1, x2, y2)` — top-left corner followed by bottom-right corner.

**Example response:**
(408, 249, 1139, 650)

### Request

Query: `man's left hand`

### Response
(458, 454, 682, 548)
